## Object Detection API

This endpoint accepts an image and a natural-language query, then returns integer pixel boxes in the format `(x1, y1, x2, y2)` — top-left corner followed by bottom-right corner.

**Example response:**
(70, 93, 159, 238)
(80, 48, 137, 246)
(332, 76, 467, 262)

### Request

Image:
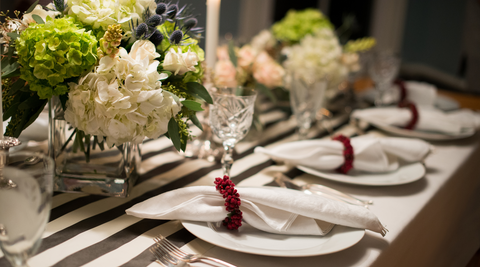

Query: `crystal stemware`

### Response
(209, 87, 257, 177)
(287, 74, 328, 140)
(0, 151, 54, 267)
(368, 51, 400, 106)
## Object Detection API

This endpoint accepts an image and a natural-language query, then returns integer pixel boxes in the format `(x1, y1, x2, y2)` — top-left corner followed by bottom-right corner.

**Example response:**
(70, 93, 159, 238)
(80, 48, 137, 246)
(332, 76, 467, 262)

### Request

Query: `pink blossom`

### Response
(252, 52, 285, 89)
(214, 60, 238, 87)
(237, 45, 256, 70)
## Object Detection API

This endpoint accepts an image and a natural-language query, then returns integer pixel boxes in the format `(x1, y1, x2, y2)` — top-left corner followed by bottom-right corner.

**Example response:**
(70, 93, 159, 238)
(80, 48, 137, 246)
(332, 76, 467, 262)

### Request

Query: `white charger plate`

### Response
(298, 162, 426, 186)
(368, 120, 475, 141)
(182, 220, 364, 257)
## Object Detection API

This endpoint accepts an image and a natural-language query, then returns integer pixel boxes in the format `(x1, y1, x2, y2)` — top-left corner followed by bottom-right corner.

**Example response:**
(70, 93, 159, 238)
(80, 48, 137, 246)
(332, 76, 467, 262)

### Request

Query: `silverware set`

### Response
(150, 235, 237, 267)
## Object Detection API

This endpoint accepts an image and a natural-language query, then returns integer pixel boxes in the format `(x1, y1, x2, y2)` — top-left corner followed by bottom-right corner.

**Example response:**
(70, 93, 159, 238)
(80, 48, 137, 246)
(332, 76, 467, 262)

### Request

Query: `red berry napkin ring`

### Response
(332, 134, 354, 174)
(398, 101, 418, 130)
(214, 175, 243, 230)
(394, 79, 407, 103)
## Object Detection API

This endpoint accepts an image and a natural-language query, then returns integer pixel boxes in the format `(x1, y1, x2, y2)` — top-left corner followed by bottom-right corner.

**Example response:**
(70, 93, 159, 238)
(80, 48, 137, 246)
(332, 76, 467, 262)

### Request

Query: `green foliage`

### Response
(15, 16, 98, 99)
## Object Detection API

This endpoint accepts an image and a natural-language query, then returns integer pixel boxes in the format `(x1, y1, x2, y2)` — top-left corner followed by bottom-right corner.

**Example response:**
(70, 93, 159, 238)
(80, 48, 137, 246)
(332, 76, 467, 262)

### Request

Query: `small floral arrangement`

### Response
(1, 0, 211, 152)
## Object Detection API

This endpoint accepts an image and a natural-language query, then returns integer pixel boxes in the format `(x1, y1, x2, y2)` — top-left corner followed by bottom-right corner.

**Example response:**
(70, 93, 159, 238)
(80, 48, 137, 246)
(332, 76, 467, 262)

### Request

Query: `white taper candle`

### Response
(205, 0, 221, 69)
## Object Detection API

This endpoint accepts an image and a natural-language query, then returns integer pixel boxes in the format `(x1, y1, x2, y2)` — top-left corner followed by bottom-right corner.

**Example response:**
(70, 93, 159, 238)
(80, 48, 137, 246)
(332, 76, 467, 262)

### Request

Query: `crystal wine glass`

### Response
(368, 51, 400, 106)
(209, 87, 257, 177)
(0, 151, 54, 267)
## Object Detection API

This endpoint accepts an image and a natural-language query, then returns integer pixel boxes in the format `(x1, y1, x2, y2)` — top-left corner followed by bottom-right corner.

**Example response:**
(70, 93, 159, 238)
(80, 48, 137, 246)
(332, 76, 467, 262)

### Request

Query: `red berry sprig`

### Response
(398, 101, 418, 130)
(214, 175, 243, 230)
(332, 134, 354, 174)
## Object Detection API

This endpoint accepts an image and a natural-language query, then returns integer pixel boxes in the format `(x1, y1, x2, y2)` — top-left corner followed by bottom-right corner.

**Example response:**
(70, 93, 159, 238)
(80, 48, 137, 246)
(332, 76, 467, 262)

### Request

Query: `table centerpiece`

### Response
(0, 0, 212, 197)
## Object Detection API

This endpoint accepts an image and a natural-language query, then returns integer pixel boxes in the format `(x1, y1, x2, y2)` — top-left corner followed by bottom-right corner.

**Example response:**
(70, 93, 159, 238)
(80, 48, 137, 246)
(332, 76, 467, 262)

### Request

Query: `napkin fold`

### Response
(396, 81, 437, 107)
(125, 186, 387, 236)
(352, 107, 480, 135)
(254, 135, 432, 173)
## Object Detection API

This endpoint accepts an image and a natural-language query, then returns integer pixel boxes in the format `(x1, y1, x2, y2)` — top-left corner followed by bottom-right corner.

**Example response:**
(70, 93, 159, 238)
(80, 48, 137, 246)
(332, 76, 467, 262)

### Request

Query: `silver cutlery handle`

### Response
(305, 184, 373, 206)
(195, 255, 237, 267)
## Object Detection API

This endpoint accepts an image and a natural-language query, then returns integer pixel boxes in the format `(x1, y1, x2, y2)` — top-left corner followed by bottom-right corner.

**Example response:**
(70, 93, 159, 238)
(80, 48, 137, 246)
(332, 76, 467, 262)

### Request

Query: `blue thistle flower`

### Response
(149, 30, 164, 46)
(156, 3, 167, 15)
(166, 4, 178, 19)
(146, 14, 163, 27)
(136, 23, 148, 39)
(169, 30, 183, 44)
(183, 18, 197, 31)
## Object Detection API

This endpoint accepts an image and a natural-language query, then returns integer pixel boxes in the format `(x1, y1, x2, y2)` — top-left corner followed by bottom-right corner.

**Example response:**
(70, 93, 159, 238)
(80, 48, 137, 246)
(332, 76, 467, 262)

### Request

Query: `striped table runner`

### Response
(0, 106, 358, 267)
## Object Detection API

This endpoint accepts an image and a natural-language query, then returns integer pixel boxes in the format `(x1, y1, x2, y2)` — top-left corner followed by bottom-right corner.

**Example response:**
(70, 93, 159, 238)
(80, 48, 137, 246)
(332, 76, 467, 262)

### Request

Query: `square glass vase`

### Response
(48, 97, 141, 198)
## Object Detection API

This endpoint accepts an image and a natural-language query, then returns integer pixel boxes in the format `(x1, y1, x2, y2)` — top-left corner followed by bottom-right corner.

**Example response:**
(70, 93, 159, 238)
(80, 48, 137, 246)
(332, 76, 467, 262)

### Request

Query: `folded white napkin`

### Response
(401, 81, 437, 107)
(352, 107, 480, 135)
(126, 186, 387, 236)
(254, 135, 432, 173)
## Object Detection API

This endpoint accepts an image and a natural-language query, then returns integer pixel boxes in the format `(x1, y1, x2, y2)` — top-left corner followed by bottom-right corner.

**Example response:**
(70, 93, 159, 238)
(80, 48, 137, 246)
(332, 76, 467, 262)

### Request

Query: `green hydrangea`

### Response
(16, 16, 98, 99)
(272, 8, 333, 44)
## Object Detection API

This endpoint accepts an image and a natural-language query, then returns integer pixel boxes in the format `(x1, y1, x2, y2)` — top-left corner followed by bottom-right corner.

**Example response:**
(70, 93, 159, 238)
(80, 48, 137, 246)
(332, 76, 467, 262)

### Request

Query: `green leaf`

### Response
(1, 62, 20, 78)
(181, 100, 203, 111)
(256, 83, 277, 103)
(6, 32, 20, 40)
(168, 117, 181, 151)
(228, 41, 237, 68)
(21, 101, 47, 133)
(186, 82, 213, 104)
(32, 14, 45, 24)
(181, 134, 187, 152)
(189, 114, 203, 131)
(7, 79, 27, 96)
(26, 0, 39, 13)
(2, 68, 21, 78)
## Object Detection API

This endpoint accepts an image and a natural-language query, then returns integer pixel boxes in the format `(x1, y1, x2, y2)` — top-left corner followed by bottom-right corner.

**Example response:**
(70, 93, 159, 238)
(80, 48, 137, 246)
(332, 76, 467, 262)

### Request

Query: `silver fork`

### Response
(151, 235, 237, 267)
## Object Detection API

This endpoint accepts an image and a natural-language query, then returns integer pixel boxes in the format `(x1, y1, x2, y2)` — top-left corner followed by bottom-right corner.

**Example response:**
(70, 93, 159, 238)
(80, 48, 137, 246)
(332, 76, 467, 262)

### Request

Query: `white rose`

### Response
(163, 48, 199, 75)
(23, 5, 59, 25)
(129, 40, 160, 62)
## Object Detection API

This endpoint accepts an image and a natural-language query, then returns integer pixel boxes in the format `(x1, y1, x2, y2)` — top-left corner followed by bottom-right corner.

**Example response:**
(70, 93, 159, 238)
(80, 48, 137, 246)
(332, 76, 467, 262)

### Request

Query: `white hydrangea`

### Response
(65, 40, 180, 147)
(283, 28, 347, 87)
(66, 0, 156, 35)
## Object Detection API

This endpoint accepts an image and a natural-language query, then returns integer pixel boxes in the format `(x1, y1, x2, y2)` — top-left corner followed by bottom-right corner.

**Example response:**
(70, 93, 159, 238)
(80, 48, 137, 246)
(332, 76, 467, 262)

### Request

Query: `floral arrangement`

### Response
(1, 0, 211, 152)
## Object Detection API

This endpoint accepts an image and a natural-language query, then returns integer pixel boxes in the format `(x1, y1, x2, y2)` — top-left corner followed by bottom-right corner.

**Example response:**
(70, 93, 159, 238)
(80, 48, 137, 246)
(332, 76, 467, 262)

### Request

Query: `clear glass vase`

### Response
(48, 97, 141, 197)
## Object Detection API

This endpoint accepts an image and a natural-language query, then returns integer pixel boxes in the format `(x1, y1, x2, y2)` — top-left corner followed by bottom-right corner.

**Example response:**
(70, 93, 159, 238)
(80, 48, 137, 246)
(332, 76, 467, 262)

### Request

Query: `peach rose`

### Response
(252, 52, 285, 89)
(237, 45, 256, 70)
(214, 60, 238, 87)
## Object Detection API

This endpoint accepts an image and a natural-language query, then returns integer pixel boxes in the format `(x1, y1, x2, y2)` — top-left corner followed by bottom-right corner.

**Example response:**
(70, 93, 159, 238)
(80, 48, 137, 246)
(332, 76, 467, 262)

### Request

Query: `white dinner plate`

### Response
(298, 162, 426, 186)
(367, 120, 475, 141)
(182, 220, 365, 257)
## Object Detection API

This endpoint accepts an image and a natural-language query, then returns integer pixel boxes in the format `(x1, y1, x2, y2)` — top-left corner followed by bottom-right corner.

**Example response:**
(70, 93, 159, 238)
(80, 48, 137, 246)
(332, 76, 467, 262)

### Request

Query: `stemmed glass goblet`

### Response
(0, 151, 54, 267)
(368, 51, 400, 106)
(209, 87, 257, 177)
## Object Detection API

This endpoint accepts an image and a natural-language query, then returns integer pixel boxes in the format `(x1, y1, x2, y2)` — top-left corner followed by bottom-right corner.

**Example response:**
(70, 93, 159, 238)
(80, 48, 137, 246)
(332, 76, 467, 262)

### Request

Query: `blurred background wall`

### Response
(2, 0, 478, 93)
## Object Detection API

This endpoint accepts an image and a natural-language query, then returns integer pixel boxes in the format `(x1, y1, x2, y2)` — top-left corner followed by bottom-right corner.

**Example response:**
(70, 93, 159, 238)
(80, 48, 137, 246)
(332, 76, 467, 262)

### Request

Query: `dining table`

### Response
(0, 90, 480, 267)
